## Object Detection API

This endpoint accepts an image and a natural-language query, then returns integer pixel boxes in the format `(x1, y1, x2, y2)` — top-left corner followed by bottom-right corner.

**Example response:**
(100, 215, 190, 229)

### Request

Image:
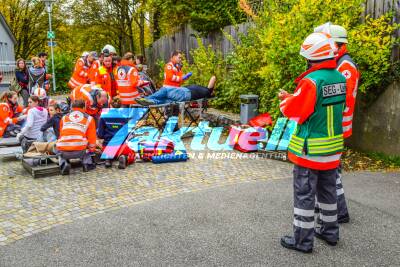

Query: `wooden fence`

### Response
(146, 1, 400, 74)
(145, 23, 251, 75)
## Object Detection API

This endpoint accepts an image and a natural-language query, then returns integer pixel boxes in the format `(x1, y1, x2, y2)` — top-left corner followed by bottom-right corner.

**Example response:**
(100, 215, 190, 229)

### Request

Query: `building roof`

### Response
(0, 12, 17, 45)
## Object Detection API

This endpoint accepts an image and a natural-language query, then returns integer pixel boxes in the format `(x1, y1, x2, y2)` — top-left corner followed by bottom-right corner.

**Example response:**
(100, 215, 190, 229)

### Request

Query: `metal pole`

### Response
(47, 3, 56, 92)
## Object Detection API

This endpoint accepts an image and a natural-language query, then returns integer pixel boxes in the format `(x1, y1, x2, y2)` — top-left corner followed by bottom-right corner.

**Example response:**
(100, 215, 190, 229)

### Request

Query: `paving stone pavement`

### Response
(0, 150, 292, 246)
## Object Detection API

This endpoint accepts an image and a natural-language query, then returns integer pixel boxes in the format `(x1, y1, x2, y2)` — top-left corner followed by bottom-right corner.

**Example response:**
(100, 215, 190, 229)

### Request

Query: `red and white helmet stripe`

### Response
(300, 32, 337, 61)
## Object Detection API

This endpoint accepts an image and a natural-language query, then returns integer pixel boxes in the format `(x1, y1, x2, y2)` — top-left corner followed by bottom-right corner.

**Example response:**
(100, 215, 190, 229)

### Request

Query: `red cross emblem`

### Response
(342, 70, 351, 79)
(69, 111, 83, 122)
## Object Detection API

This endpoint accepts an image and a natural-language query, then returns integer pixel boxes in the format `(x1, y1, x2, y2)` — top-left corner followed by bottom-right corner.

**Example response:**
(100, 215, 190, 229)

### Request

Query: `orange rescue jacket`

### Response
(336, 45, 360, 138)
(163, 61, 183, 87)
(56, 108, 96, 152)
(115, 60, 141, 105)
(96, 65, 117, 98)
(0, 102, 23, 137)
(88, 60, 100, 85)
(68, 58, 90, 90)
(70, 84, 106, 117)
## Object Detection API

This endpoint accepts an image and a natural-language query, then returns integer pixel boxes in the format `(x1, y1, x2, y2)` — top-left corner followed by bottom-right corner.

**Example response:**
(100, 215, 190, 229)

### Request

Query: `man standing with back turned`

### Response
(279, 32, 347, 253)
(314, 23, 360, 223)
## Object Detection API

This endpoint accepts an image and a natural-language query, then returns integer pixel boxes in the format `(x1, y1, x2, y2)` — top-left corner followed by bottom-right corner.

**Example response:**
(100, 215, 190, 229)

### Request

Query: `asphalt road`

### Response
(0, 171, 399, 266)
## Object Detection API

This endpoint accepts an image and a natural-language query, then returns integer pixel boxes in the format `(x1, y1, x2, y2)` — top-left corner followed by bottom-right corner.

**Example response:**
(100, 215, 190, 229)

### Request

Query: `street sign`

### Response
(47, 31, 55, 39)
(48, 41, 57, 47)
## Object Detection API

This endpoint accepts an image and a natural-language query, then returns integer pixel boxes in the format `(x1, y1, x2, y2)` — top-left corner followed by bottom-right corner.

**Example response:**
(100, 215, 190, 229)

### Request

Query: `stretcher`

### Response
(0, 137, 20, 147)
(22, 155, 60, 178)
(131, 98, 213, 132)
(0, 137, 22, 160)
(0, 146, 23, 159)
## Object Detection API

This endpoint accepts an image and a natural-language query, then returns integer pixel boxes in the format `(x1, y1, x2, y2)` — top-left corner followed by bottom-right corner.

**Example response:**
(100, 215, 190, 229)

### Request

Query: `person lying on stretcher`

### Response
(135, 50, 216, 106)
(135, 76, 216, 106)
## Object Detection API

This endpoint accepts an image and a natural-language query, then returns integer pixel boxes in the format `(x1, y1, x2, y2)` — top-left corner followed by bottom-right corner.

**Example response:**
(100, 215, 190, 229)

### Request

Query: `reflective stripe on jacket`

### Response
(68, 58, 89, 90)
(163, 62, 183, 87)
(336, 46, 360, 138)
(115, 63, 140, 105)
(56, 109, 96, 152)
(280, 60, 346, 170)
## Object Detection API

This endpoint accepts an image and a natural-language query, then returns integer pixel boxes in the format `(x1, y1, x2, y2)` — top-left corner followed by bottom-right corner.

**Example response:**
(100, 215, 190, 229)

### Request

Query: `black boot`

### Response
(105, 160, 113, 168)
(314, 232, 338, 246)
(83, 164, 96, 172)
(118, 155, 127, 169)
(338, 214, 350, 224)
(280, 236, 313, 253)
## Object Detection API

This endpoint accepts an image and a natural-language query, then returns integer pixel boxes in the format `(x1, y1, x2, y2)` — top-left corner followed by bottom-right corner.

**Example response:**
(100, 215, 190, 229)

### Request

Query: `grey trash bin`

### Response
(240, 94, 259, 124)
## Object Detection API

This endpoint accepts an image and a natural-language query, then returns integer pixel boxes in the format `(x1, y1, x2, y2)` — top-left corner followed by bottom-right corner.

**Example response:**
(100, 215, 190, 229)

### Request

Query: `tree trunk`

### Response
(152, 9, 161, 42)
(139, 11, 145, 57)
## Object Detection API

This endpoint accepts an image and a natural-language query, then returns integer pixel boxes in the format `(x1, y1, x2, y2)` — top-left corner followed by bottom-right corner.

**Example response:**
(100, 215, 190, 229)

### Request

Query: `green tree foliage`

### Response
(148, 0, 245, 37)
(0, 0, 66, 59)
(184, 0, 398, 117)
(47, 52, 75, 94)
(189, 0, 246, 33)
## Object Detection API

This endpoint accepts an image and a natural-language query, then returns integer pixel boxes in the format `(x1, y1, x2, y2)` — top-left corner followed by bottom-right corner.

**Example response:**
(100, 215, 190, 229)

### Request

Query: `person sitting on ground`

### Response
(56, 99, 97, 175)
(70, 84, 109, 121)
(135, 76, 216, 106)
(97, 97, 135, 169)
(0, 91, 26, 138)
(28, 57, 47, 95)
(15, 58, 30, 107)
(17, 96, 49, 152)
(32, 86, 49, 108)
(41, 103, 62, 142)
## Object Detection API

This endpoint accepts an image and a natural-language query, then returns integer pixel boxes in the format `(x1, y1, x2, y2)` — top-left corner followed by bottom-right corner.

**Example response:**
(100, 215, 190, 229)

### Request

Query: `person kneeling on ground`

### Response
(135, 76, 216, 106)
(17, 96, 48, 152)
(56, 100, 97, 175)
(97, 97, 135, 169)
(70, 84, 109, 122)
(0, 91, 26, 138)
(41, 103, 62, 142)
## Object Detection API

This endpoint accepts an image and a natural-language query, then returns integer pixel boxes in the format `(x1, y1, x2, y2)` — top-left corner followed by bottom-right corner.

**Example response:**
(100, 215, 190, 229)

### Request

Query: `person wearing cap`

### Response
(279, 32, 346, 253)
(314, 23, 360, 224)
(32, 86, 49, 108)
(102, 45, 117, 56)
(68, 52, 91, 90)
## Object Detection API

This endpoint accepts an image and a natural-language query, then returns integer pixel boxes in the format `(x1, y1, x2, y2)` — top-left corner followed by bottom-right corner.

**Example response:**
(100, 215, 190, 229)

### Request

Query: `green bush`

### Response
(183, 0, 398, 117)
(184, 38, 228, 98)
(48, 52, 75, 94)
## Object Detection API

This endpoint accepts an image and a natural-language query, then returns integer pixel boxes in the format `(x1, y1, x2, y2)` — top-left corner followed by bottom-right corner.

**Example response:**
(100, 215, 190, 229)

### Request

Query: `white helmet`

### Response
(300, 32, 337, 61)
(32, 87, 47, 100)
(314, 22, 348, 44)
(102, 44, 117, 55)
(81, 51, 89, 57)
